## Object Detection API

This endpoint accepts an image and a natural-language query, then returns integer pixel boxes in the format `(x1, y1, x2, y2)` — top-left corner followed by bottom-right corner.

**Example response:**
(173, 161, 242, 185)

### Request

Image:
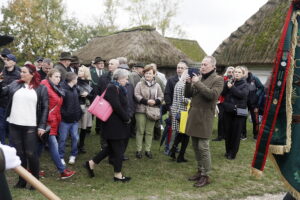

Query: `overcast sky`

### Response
(63, 0, 268, 55)
(1, 0, 268, 55)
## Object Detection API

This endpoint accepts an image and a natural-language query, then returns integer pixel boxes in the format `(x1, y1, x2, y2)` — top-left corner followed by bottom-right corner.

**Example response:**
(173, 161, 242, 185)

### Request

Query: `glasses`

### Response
(201, 63, 208, 66)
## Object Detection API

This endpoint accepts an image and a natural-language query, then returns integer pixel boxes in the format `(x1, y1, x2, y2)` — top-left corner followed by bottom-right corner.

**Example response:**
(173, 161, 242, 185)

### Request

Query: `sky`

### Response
(0, 0, 268, 55)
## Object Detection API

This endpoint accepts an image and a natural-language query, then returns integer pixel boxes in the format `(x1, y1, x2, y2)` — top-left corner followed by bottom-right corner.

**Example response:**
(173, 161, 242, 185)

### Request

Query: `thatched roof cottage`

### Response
(213, 0, 290, 77)
(74, 26, 198, 77)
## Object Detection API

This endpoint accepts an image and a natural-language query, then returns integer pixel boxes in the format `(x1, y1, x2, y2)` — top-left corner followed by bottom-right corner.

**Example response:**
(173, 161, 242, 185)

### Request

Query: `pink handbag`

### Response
(88, 89, 113, 122)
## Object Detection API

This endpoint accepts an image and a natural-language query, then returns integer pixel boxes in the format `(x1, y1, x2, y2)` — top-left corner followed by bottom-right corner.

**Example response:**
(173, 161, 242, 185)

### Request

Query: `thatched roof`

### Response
(212, 0, 290, 67)
(74, 26, 192, 67)
(166, 37, 206, 62)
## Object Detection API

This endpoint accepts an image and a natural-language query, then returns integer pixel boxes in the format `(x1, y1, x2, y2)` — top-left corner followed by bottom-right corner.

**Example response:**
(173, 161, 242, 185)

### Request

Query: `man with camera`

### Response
(184, 56, 224, 187)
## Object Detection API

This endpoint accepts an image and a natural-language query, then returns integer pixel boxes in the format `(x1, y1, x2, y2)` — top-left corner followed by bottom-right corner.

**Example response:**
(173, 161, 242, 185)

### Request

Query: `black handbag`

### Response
(39, 125, 50, 144)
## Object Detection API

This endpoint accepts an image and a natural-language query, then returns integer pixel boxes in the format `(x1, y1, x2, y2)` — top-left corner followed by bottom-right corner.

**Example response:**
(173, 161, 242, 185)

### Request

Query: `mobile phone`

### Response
(188, 68, 200, 78)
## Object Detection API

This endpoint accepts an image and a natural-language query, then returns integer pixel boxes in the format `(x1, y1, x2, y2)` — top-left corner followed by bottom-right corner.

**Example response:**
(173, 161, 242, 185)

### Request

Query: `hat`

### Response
(133, 63, 144, 68)
(59, 52, 72, 60)
(6, 54, 17, 62)
(70, 56, 80, 64)
(1, 48, 11, 57)
(0, 35, 14, 47)
(94, 57, 106, 64)
(118, 64, 130, 70)
(35, 56, 44, 62)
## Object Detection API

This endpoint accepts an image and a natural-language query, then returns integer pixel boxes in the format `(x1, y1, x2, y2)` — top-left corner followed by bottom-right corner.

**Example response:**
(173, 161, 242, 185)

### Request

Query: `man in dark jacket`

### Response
(68, 56, 80, 74)
(242, 68, 264, 140)
(0, 53, 20, 144)
(59, 72, 82, 166)
(90, 57, 107, 92)
(38, 58, 53, 80)
(54, 52, 72, 82)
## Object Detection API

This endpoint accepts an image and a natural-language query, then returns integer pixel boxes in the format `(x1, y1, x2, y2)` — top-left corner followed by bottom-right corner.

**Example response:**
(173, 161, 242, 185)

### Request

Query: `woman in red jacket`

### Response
(40, 69, 75, 179)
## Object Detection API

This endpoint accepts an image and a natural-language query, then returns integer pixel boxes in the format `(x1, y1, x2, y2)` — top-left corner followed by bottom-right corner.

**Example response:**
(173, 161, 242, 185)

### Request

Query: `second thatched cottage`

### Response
(212, 0, 290, 83)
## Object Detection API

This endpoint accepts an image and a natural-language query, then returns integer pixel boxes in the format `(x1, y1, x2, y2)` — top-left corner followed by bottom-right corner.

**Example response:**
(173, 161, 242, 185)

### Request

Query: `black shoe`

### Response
(113, 176, 131, 182)
(136, 151, 142, 159)
(177, 157, 188, 163)
(14, 181, 26, 189)
(212, 138, 222, 141)
(29, 186, 35, 190)
(84, 161, 95, 178)
(226, 155, 235, 160)
(123, 156, 129, 161)
(145, 151, 153, 159)
(78, 147, 87, 154)
(169, 152, 176, 160)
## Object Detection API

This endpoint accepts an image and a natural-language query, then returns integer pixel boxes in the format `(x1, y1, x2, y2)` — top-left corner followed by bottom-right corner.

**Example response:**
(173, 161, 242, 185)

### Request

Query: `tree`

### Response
(102, 0, 120, 31)
(124, 0, 185, 37)
(0, 0, 68, 62)
(125, 0, 151, 26)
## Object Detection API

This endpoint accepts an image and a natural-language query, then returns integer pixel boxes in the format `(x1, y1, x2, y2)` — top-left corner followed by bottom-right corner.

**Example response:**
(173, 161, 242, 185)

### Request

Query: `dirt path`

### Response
(239, 193, 285, 200)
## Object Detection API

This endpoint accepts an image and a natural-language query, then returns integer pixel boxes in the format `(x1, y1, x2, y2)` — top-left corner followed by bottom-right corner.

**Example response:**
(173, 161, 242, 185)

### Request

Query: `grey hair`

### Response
(112, 69, 129, 80)
(204, 56, 217, 67)
(43, 58, 53, 66)
(117, 57, 128, 64)
(224, 66, 234, 76)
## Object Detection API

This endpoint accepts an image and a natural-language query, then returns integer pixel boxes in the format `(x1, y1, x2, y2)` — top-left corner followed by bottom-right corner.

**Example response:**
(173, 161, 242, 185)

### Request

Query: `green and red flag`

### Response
(252, 1, 300, 198)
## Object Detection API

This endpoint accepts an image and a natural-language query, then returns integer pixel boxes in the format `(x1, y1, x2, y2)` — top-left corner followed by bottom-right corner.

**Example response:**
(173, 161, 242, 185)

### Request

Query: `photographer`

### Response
(222, 66, 249, 160)
(185, 56, 224, 187)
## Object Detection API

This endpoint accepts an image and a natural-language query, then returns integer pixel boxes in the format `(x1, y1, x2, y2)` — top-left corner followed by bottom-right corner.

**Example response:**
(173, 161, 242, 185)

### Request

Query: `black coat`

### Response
(102, 83, 130, 140)
(0, 66, 20, 108)
(222, 79, 249, 113)
(97, 72, 112, 95)
(61, 82, 82, 123)
(1, 81, 49, 130)
(164, 75, 179, 111)
(38, 69, 47, 80)
(124, 82, 136, 118)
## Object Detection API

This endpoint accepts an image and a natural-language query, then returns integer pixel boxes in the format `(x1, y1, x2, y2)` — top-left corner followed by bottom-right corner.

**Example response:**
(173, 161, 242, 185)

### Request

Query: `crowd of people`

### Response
(0, 47, 266, 189)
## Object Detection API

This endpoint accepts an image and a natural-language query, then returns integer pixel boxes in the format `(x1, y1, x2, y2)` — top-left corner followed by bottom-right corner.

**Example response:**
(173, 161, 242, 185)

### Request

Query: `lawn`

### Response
(6, 118, 284, 200)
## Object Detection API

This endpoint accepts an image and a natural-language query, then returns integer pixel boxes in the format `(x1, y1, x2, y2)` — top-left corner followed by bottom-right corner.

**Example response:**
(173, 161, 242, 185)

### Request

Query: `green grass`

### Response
(6, 118, 284, 200)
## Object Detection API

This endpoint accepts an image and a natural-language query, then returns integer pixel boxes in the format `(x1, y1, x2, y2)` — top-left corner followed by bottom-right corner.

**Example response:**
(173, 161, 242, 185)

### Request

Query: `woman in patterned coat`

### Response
(169, 71, 190, 162)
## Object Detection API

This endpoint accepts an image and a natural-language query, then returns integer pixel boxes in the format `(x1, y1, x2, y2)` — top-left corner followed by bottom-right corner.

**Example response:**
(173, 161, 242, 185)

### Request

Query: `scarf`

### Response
(202, 69, 215, 80)
(111, 80, 127, 95)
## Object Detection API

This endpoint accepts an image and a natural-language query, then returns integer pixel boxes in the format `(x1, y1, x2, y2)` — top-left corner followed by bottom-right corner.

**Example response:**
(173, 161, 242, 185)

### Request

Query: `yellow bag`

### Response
(179, 101, 190, 134)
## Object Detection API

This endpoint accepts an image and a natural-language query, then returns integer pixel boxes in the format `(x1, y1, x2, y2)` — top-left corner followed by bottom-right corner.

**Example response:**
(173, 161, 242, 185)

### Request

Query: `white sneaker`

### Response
(68, 156, 76, 165)
(61, 159, 66, 166)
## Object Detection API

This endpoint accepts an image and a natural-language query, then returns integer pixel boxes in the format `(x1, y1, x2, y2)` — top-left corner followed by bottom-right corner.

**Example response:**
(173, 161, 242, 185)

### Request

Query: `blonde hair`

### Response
(78, 65, 91, 80)
(234, 66, 246, 75)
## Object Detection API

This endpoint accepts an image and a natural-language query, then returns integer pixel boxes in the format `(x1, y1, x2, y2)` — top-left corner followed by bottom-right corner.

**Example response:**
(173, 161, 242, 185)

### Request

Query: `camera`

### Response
(188, 68, 200, 78)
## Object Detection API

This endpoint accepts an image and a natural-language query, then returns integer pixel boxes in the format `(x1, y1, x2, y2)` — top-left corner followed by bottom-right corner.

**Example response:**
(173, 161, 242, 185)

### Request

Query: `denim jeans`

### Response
(0, 107, 9, 144)
(48, 135, 65, 173)
(58, 121, 79, 159)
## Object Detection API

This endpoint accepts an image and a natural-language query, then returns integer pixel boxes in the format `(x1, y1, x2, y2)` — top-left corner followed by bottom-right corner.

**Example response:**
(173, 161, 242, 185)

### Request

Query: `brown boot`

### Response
(188, 170, 202, 181)
(193, 175, 210, 187)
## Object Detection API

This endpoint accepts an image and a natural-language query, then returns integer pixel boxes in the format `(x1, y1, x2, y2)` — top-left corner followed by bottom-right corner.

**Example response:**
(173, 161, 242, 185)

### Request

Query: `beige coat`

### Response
(185, 72, 224, 139)
(134, 78, 164, 113)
